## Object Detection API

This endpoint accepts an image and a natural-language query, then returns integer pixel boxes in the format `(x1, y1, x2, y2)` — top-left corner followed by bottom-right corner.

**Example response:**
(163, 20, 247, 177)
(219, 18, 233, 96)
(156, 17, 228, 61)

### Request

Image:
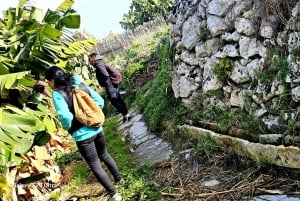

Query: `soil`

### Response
(154, 150, 300, 201)
(58, 148, 300, 201)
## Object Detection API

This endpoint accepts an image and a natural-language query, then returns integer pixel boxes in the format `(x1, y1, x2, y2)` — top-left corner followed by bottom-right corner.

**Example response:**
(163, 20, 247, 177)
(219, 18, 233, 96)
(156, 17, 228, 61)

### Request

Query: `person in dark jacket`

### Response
(45, 66, 123, 201)
(88, 53, 131, 123)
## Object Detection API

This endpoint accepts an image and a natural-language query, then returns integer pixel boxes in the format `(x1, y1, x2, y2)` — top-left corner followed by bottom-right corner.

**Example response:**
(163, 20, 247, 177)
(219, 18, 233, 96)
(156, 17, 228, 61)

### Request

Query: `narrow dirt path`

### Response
(43, 111, 300, 201)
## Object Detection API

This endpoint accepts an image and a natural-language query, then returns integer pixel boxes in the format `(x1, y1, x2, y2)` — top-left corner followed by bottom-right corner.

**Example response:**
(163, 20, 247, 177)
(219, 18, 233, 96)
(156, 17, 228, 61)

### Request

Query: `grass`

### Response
(55, 20, 300, 200)
(51, 24, 298, 200)
(55, 116, 162, 200)
(103, 116, 136, 170)
(196, 135, 222, 158)
(104, 117, 161, 200)
(68, 163, 90, 187)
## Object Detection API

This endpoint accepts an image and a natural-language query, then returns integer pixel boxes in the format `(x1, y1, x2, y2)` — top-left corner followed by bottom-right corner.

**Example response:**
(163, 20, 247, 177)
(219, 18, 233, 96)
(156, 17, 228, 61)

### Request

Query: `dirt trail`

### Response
(58, 113, 300, 201)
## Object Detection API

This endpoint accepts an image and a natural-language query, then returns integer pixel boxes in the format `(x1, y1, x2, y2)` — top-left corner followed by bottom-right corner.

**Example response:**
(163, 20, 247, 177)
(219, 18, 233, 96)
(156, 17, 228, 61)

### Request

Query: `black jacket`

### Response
(92, 56, 110, 87)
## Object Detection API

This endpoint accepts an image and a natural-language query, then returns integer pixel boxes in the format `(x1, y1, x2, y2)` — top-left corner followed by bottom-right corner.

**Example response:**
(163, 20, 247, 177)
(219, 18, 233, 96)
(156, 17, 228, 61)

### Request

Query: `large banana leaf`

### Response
(0, 70, 50, 169)
(0, 105, 45, 154)
(24, 104, 58, 134)
(60, 14, 80, 29)
(0, 71, 31, 97)
(0, 2, 96, 77)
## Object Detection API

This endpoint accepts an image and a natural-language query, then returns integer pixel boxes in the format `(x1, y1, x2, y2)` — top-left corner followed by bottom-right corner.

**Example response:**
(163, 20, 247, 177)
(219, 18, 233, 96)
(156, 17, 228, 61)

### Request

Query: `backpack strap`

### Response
(78, 82, 89, 94)
(56, 82, 91, 134)
(59, 89, 72, 109)
(57, 82, 90, 109)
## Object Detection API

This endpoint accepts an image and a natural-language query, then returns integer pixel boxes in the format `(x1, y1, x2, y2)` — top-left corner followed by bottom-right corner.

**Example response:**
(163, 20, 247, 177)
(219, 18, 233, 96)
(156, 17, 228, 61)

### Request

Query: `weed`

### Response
(259, 70, 273, 85)
(69, 163, 90, 187)
(196, 135, 222, 158)
(104, 116, 136, 169)
(135, 35, 178, 132)
(259, 48, 289, 85)
(55, 151, 82, 167)
(198, 25, 208, 41)
(213, 58, 234, 81)
(202, 106, 261, 134)
(49, 190, 60, 200)
(274, 88, 293, 112)
(255, 154, 274, 167)
(291, 48, 300, 59)
(117, 163, 160, 201)
(283, 119, 300, 137)
(204, 88, 224, 100)
(123, 44, 140, 60)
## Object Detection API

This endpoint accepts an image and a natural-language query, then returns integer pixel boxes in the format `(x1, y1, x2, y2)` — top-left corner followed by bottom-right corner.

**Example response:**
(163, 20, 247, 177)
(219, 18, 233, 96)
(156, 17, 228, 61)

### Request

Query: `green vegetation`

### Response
(291, 48, 300, 59)
(258, 48, 299, 136)
(135, 37, 179, 131)
(0, 0, 96, 198)
(198, 25, 208, 41)
(283, 119, 300, 137)
(254, 154, 274, 167)
(120, 0, 174, 30)
(49, 189, 61, 200)
(117, 164, 160, 200)
(69, 163, 91, 187)
(260, 48, 289, 85)
(58, 116, 161, 200)
(55, 151, 83, 168)
(201, 106, 261, 133)
(204, 88, 224, 100)
(213, 57, 234, 81)
(103, 117, 136, 169)
(196, 135, 223, 158)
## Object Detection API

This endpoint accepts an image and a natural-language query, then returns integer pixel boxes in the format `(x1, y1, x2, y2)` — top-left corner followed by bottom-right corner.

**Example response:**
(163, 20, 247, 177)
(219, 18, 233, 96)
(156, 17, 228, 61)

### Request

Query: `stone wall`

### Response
(168, 0, 300, 143)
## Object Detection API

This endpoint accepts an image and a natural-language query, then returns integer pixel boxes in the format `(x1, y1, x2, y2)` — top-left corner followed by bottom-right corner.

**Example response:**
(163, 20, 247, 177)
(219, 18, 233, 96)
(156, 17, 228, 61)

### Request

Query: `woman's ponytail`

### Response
(45, 66, 74, 91)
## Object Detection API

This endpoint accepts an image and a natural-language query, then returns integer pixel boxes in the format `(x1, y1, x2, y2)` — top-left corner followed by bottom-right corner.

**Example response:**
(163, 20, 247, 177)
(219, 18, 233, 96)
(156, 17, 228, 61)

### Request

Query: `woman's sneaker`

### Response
(114, 178, 125, 186)
(108, 193, 122, 201)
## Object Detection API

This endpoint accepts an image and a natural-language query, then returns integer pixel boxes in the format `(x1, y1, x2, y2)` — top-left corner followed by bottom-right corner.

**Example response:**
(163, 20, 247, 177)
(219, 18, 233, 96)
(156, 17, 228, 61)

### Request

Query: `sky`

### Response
(0, 0, 132, 39)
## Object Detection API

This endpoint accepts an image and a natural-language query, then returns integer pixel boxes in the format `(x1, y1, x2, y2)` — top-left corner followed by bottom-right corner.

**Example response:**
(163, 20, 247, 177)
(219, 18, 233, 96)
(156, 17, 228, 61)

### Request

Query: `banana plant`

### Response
(0, 72, 56, 200)
(0, 0, 97, 199)
(0, 0, 96, 76)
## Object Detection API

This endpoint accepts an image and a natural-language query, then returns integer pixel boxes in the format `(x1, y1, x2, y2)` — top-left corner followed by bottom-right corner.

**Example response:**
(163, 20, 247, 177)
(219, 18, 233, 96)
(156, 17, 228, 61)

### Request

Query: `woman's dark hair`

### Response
(45, 66, 74, 91)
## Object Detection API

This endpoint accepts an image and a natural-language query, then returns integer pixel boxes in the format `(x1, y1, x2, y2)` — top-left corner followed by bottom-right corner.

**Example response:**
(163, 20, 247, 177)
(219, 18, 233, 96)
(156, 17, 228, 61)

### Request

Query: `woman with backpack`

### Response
(45, 66, 123, 201)
(88, 53, 132, 123)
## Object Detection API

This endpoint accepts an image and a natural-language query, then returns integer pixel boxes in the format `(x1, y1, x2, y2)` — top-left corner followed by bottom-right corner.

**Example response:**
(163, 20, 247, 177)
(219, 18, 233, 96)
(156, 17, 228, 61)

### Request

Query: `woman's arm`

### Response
(52, 91, 74, 130)
(87, 86, 104, 109)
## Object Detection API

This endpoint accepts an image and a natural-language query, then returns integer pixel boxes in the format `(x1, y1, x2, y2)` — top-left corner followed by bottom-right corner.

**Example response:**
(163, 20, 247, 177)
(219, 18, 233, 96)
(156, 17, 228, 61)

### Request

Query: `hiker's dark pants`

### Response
(105, 82, 128, 116)
(76, 132, 121, 196)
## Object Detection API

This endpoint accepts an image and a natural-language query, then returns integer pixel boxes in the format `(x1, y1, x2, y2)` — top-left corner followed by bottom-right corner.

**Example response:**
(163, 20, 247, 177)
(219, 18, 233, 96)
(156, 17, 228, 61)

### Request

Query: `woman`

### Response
(45, 66, 122, 201)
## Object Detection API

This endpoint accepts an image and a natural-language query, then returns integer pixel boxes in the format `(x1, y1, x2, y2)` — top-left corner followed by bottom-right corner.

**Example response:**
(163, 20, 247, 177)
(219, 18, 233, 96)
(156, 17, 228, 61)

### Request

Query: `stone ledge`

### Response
(178, 125, 300, 169)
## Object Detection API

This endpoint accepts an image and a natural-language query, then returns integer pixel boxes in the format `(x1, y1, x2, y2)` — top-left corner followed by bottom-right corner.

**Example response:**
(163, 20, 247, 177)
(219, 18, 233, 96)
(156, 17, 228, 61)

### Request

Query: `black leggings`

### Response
(105, 83, 128, 116)
(76, 132, 121, 196)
